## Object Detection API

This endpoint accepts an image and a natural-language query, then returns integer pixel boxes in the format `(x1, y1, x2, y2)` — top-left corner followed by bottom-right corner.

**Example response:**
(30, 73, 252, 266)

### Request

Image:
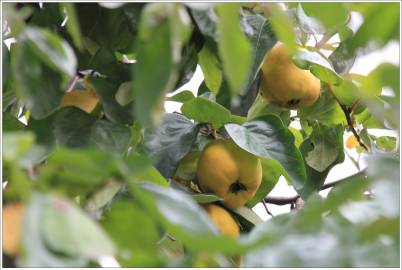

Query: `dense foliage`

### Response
(2, 2, 400, 267)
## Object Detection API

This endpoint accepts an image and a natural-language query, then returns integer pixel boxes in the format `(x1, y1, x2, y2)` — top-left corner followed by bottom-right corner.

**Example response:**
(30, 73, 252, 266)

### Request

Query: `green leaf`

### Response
(20, 193, 87, 267)
(61, 3, 84, 51)
(268, 3, 297, 53)
(181, 97, 232, 128)
(198, 40, 222, 94)
(192, 193, 223, 204)
(53, 107, 97, 148)
(328, 41, 356, 75)
(374, 136, 397, 152)
(42, 194, 116, 258)
(305, 123, 341, 172)
(91, 77, 134, 125)
(190, 6, 218, 39)
(298, 88, 346, 126)
(140, 182, 217, 235)
(293, 50, 342, 84)
(301, 3, 348, 31)
(224, 115, 307, 191)
(90, 120, 131, 156)
(3, 131, 35, 162)
(24, 26, 77, 77)
(233, 206, 263, 225)
(133, 3, 191, 128)
(102, 199, 160, 255)
(142, 113, 200, 178)
(346, 3, 400, 55)
(167, 90, 195, 103)
(299, 124, 344, 198)
(331, 79, 359, 106)
(85, 180, 122, 212)
(296, 4, 325, 35)
(12, 42, 65, 119)
(242, 14, 277, 94)
(216, 3, 252, 96)
(247, 158, 282, 207)
(288, 127, 303, 148)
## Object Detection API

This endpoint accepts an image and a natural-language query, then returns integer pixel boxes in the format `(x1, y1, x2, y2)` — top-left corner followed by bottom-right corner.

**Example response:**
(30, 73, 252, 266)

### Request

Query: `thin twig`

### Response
(345, 150, 360, 171)
(261, 199, 274, 216)
(315, 31, 336, 49)
(327, 84, 369, 152)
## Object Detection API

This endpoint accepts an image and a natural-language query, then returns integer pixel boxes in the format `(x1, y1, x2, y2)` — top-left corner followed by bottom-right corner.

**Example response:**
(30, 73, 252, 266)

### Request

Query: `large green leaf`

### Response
(60, 3, 84, 51)
(346, 3, 400, 55)
(181, 97, 232, 128)
(298, 124, 344, 199)
(90, 120, 132, 156)
(133, 3, 191, 128)
(216, 3, 252, 96)
(142, 113, 200, 178)
(224, 115, 307, 191)
(19, 193, 87, 267)
(297, 87, 346, 126)
(305, 123, 342, 172)
(102, 199, 161, 264)
(301, 3, 348, 31)
(42, 195, 116, 258)
(12, 42, 66, 119)
(293, 50, 342, 85)
(53, 107, 97, 148)
(90, 76, 134, 125)
(24, 26, 77, 77)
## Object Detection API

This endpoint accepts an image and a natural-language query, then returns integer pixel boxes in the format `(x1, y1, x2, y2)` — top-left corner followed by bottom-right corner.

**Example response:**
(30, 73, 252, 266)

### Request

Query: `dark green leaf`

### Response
(225, 115, 306, 191)
(53, 107, 96, 148)
(12, 42, 65, 119)
(90, 120, 131, 156)
(142, 113, 200, 178)
(242, 14, 277, 95)
(192, 193, 223, 204)
(91, 77, 134, 125)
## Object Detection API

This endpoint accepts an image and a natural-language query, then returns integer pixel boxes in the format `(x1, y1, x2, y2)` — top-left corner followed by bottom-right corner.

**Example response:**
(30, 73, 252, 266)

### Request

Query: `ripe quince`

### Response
(203, 203, 239, 237)
(203, 204, 242, 267)
(60, 77, 99, 113)
(260, 42, 321, 109)
(3, 203, 25, 256)
(197, 139, 262, 209)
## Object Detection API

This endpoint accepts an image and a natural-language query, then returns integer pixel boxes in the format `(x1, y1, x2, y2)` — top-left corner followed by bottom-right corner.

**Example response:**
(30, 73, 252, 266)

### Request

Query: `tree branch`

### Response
(264, 173, 363, 205)
(327, 84, 369, 152)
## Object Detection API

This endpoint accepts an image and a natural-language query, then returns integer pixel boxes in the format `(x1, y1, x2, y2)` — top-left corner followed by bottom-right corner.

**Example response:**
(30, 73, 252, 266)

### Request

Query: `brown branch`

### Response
(264, 175, 358, 205)
(339, 104, 369, 151)
(315, 31, 336, 49)
(327, 84, 369, 152)
(261, 199, 274, 216)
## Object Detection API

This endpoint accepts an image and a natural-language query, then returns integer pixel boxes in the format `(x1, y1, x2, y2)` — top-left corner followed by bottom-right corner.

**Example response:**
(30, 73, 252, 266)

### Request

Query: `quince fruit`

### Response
(260, 42, 321, 109)
(203, 203, 239, 238)
(60, 77, 99, 113)
(3, 203, 25, 256)
(197, 139, 262, 209)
